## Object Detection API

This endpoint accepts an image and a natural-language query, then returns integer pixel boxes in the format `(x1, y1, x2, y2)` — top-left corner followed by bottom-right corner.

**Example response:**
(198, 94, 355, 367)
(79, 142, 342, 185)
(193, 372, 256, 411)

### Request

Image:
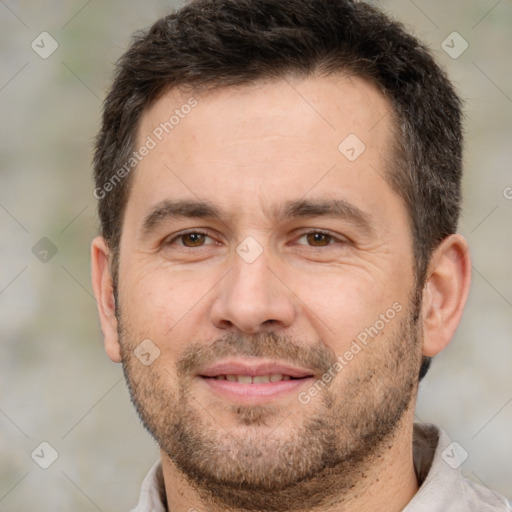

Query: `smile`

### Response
(208, 374, 296, 383)
(197, 359, 315, 401)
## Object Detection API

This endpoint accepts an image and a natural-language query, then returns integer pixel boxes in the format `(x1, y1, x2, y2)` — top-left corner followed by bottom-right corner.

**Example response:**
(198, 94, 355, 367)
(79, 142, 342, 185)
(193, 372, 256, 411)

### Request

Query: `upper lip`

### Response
(198, 359, 314, 378)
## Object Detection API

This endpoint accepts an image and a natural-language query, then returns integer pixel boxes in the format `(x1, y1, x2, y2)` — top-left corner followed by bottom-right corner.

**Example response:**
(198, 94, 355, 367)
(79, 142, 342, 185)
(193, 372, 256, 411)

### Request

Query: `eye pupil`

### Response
(183, 233, 205, 246)
(307, 232, 331, 246)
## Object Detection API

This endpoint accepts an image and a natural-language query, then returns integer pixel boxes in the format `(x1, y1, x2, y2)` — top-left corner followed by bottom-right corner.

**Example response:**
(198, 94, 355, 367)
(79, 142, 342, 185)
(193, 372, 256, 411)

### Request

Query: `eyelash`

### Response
(165, 229, 345, 248)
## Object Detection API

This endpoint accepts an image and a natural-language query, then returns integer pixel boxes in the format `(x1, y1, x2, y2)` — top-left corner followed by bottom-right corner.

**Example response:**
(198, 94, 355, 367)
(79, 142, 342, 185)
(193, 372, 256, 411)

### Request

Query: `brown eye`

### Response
(305, 232, 334, 247)
(179, 232, 207, 247)
(166, 231, 212, 248)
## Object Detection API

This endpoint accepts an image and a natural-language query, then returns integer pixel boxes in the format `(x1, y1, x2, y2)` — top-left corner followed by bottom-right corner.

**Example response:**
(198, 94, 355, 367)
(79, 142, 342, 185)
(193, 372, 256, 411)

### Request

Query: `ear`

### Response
(421, 234, 472, 357)
(91, 236, 121, 363)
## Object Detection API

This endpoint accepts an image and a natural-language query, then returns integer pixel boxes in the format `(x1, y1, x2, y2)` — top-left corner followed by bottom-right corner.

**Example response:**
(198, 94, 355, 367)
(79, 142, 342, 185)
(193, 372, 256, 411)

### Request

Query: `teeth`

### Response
(253, 375, 270, 384)
(214, 374, 293, 383)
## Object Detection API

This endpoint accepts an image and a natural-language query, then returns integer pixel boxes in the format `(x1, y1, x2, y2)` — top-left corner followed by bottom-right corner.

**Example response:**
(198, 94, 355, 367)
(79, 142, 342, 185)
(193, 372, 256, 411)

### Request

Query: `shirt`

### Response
(130, 423, 511, 511)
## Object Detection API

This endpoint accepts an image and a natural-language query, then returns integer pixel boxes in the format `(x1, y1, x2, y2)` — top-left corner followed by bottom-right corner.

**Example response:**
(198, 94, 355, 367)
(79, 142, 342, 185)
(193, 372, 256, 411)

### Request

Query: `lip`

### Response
(197, 358, 315, 403)
(199, 358, 315, 379)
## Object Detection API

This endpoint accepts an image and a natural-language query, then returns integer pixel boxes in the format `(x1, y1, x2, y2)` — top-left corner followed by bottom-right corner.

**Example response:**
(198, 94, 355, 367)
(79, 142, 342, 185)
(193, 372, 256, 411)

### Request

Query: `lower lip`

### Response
(200, 377, 314, 402)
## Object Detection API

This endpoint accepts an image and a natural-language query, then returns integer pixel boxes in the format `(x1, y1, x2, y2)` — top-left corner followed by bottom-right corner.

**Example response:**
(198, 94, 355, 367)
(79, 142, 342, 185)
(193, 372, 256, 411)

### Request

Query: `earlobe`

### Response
(91, 236, 122, 363)
(421, 234, 472, 357)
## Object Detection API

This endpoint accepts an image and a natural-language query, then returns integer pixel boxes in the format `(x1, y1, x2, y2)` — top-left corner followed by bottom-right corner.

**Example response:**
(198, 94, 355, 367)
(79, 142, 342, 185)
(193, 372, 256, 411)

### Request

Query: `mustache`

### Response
(175, 331, 338, 378)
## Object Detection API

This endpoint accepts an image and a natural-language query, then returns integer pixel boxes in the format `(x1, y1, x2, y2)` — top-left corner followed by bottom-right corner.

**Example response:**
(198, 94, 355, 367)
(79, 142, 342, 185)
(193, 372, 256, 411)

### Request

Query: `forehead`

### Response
(140, 72, 391, 146)
(129, 73, 397, 224)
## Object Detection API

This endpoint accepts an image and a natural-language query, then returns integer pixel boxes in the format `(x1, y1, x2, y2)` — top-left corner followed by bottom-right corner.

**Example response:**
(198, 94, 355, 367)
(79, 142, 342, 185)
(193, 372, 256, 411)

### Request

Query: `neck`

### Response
(160, 411, 419, 512)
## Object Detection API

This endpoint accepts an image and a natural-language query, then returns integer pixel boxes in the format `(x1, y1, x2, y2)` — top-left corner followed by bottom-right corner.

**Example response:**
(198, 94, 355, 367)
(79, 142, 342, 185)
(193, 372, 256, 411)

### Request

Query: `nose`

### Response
(210, 247, 297, 334)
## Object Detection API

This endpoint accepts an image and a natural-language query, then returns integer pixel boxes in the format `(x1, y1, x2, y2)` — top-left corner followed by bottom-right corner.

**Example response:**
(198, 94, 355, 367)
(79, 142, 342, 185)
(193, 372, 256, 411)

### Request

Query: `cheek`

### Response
(289, 268, 406, 354)
(119, 264, 217, 355)
(119, 264, 181, 336)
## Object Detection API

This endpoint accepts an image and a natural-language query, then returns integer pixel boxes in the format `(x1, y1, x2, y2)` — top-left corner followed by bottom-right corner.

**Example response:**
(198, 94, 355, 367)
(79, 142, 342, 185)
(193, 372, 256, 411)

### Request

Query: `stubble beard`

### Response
(118, 299, 422, 511)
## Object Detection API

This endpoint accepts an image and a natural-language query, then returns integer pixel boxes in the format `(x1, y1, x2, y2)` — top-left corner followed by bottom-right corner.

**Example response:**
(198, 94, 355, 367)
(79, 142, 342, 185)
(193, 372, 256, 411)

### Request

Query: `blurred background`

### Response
(0, 0, 511, 510)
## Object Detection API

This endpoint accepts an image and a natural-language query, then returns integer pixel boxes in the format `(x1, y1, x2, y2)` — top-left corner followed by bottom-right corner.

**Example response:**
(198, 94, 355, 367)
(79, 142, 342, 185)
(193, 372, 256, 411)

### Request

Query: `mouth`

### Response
(207, 373, 299, 383)
(197, 359, 316, 402)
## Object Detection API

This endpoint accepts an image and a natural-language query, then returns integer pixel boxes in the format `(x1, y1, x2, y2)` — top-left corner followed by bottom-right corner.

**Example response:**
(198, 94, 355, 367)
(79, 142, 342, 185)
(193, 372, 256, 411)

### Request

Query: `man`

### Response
(90, 0, 510, 510)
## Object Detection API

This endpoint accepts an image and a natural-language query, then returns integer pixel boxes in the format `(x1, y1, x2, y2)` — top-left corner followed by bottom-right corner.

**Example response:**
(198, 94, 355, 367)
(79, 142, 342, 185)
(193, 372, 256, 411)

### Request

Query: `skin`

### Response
(91, 73, 471, 511)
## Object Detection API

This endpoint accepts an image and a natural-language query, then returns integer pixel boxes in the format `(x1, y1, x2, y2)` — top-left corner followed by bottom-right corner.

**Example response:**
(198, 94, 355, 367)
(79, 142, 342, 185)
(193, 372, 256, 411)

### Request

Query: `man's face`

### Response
(114, 74, 423, 506)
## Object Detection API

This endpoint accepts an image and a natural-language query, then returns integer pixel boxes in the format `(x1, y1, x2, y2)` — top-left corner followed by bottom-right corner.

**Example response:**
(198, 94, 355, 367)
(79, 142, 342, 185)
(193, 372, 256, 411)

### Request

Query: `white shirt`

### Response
(130, 423, 511, 511)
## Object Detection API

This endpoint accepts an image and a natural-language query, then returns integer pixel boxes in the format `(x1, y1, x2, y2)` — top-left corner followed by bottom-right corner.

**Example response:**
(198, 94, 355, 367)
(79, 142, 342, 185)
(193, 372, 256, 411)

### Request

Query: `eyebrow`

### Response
(139, 197, 374, 238)
(140, 199, 224, 237)
(274, 198, 374, 236)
